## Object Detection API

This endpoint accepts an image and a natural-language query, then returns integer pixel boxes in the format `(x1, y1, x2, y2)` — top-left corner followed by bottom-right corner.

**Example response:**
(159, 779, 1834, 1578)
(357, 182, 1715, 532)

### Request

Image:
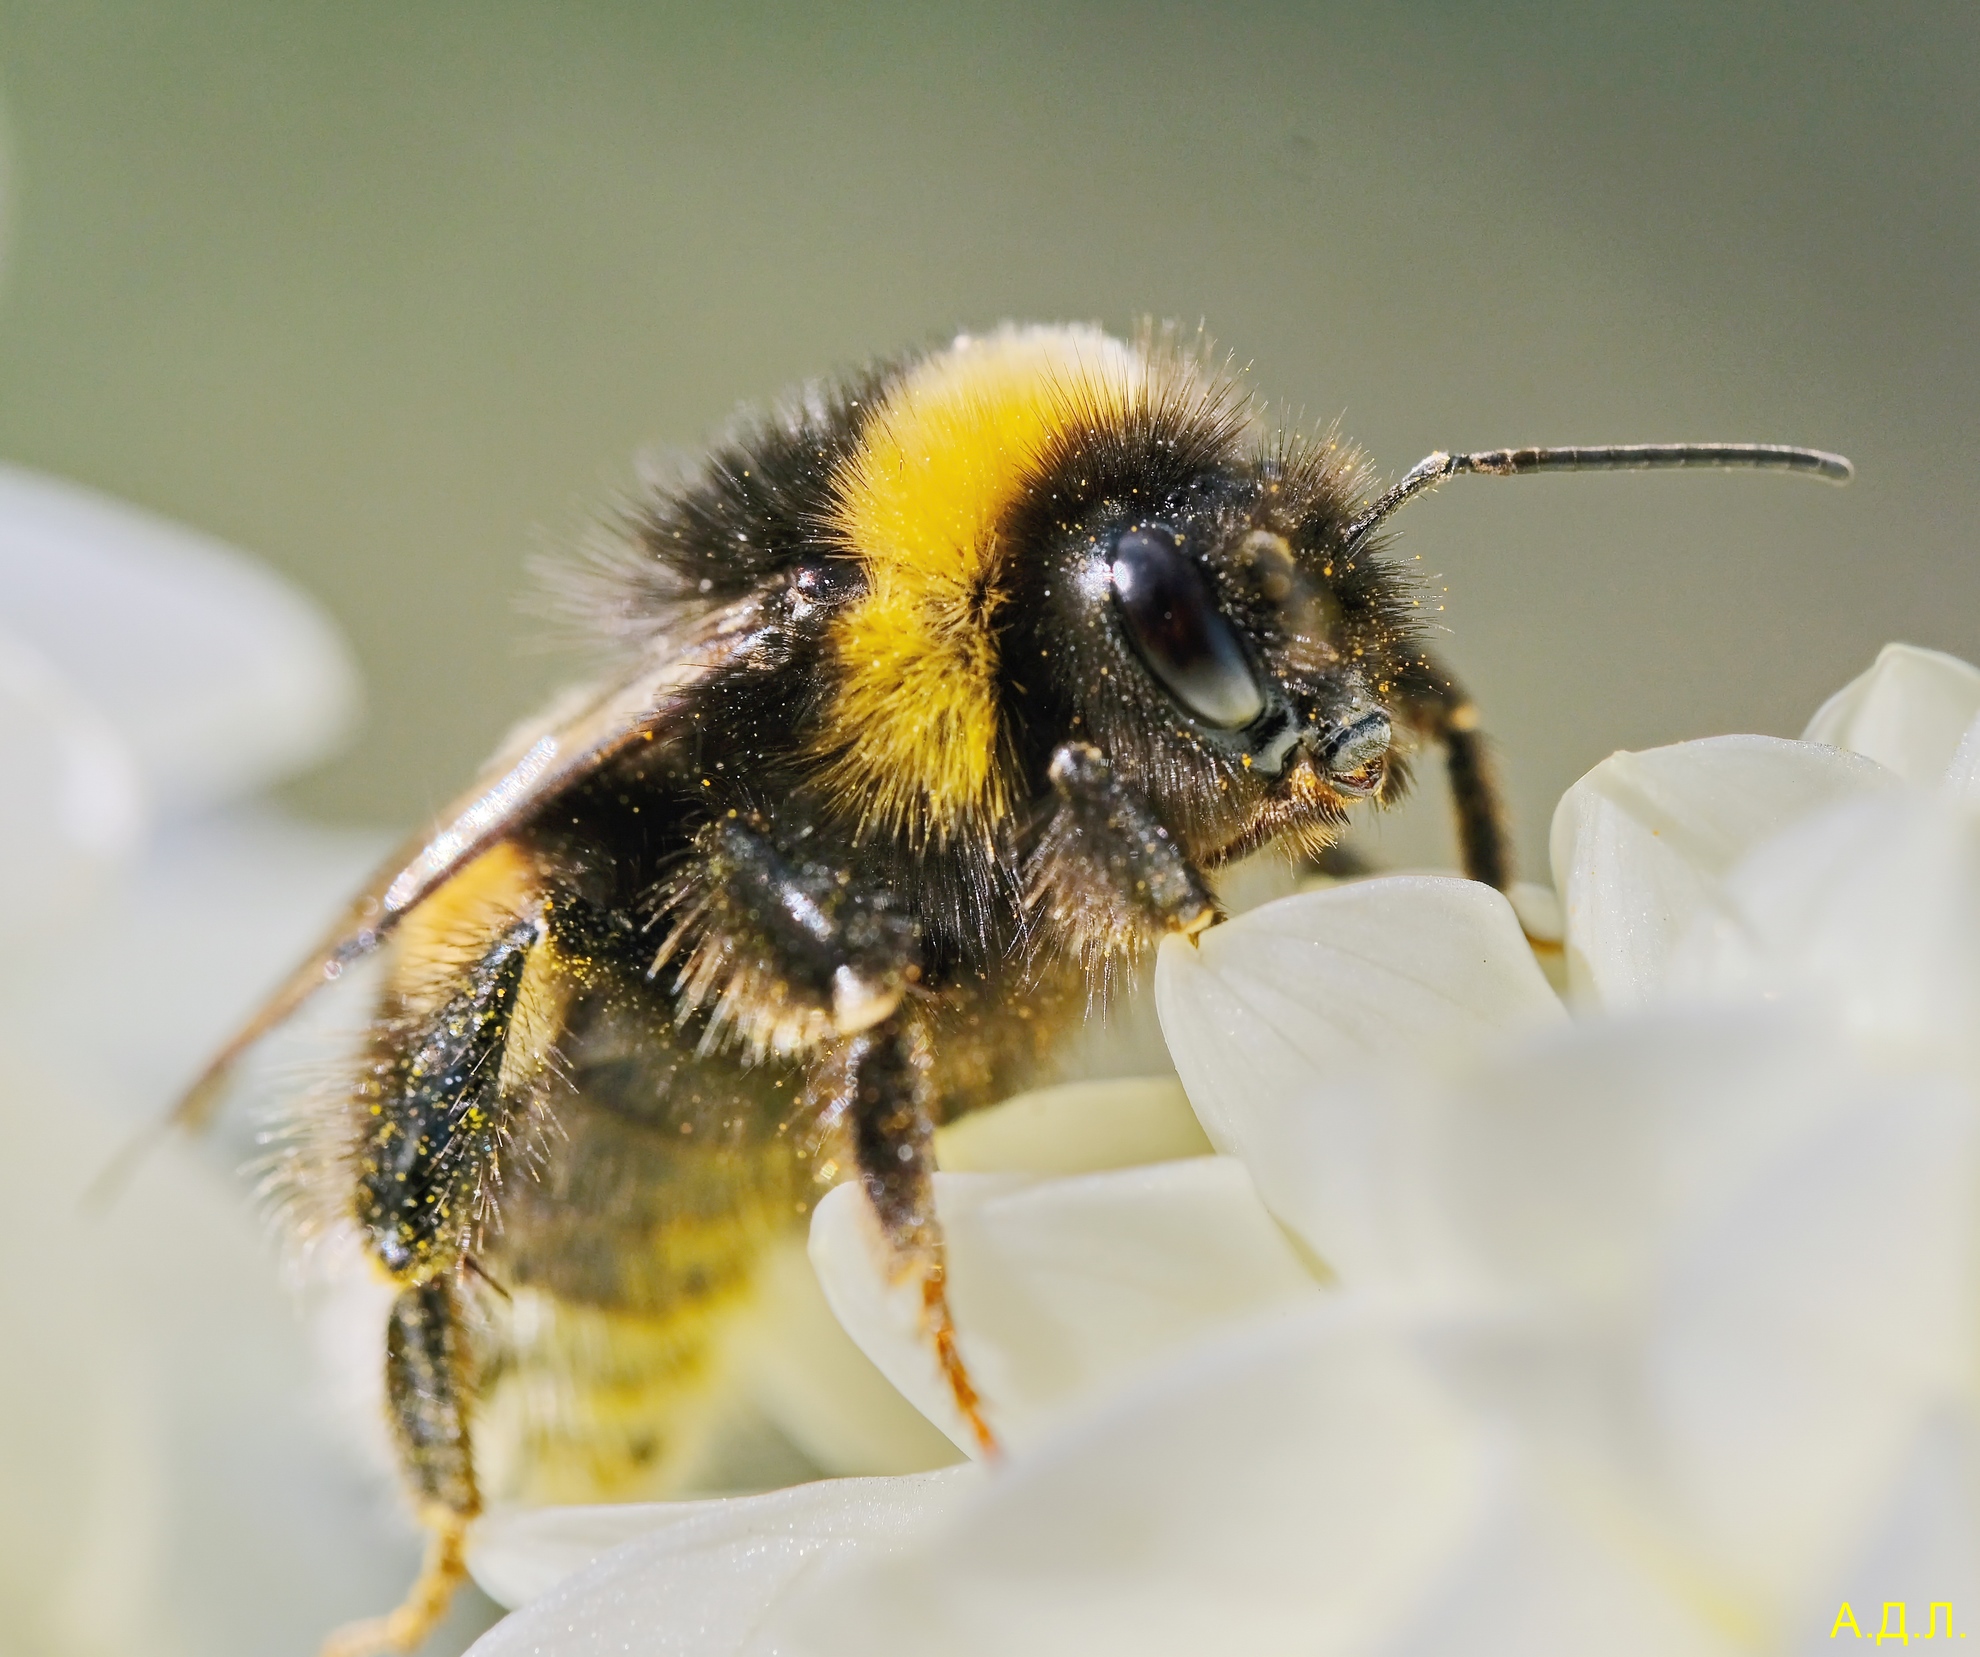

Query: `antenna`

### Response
(1343, 442, 1853, 552)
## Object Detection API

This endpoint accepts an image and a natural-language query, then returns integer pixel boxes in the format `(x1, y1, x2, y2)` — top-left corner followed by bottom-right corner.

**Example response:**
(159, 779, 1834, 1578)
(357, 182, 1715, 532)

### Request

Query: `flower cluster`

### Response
(465, 642, 1980, 1657)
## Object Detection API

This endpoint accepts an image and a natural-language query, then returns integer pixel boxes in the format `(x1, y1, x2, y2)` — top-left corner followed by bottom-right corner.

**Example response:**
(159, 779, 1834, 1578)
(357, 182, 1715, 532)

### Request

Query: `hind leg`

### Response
(321, 1280, 479, 1657)
(324, 845, 573, 1655)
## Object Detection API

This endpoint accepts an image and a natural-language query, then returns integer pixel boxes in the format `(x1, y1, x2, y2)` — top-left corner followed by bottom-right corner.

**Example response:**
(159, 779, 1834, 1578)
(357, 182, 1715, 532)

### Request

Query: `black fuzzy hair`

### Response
(543, 359, 897, 655)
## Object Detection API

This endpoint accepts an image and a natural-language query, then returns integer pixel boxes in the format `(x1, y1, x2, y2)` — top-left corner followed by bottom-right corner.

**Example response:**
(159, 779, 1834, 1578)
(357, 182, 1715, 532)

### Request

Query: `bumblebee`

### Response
(178, 322, 1849, 1654)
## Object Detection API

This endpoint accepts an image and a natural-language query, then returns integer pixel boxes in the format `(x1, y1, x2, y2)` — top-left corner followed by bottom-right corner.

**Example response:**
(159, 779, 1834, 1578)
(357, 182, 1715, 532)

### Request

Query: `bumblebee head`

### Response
(1100, 517, 1395, 787)
(1007, 447, 1420, 867)
(775, 321, 1839, 876)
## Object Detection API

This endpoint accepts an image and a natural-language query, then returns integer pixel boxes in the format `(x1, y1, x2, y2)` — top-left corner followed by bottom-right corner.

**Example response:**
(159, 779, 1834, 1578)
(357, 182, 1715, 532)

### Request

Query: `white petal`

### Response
(1802, 641, 1980, 782)
(1431, 1010, 1896, 1306)
(1649, 1069, 1980, 1608)
(0, 626, 145, 943)
(1156, 876, 1564, 1159)
(0, 1050, 429, 1653)
(729, 1238, 964, 1479)
(932, 1075, 1211, 1175)
(1782, 1411, 1980, 1654)
(1549, 736, 1891, 1008)
(808, 1159, 1323, 1452)
(473, 1503, 683, 1611)
(1381, 1455, 1745, 1657)
(772, 1305, 1495, 1657)
(1945, 706, 1980, 800)
(1670, 791, 1980, 1081)
(1932, 692, 1980, 799)
(465, 1469, 978, 1651)
(1233, 1004, 1875, 1302)
(0, 465, 360, 814)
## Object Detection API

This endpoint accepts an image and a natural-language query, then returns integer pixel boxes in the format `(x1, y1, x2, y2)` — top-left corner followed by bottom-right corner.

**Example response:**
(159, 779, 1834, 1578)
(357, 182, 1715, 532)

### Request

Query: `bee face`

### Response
(1006, 447, 1412, 868)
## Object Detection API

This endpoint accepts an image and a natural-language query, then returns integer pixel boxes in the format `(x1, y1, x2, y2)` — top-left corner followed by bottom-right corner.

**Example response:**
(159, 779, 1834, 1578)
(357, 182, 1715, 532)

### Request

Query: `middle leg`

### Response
(652, 815, 996, 1442)
(813, 1011, 996, 1455)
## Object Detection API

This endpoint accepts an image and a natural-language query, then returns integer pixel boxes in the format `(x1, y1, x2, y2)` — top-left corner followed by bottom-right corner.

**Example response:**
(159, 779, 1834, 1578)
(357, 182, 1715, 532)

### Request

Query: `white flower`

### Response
(467, 642, 1980, 1657)
(0, 467, 434, 1656)
(1560, 643, 1980, 1090)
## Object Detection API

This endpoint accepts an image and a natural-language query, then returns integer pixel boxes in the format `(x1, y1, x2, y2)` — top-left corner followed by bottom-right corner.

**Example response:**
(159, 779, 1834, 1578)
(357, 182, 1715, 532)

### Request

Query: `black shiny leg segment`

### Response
(320, 1276, 478, 1657)
(1027, 742, 1221, 968)
(384, 1276, 480, 1519)
(820, 1014, 995, 1456)
(1395, 659, 1514, 891)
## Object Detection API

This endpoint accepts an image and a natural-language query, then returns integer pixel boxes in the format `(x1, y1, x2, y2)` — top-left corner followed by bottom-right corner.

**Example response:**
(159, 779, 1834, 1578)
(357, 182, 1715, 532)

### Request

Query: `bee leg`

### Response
(1395, 658, 1514, 891)
(320, 1276, 478, 1657)
(1028, 742, 1222, 963)
(825, 1015, 997, 1457)
(331, 862, 573, 1654)
(655, 813, 920, 1052)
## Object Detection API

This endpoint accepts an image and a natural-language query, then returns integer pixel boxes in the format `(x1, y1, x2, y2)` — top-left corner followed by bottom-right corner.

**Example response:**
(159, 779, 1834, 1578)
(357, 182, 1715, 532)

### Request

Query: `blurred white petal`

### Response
(1218, 1004, 1869, 1302)
(774, 1306, 1497, 1657)
(0, 624, 144, 942)
(1669, 791, 1980, 1082)
(1378, 1456, 1744, 1657)
(0, 808, 387, 1128)
(0, 464, 360, 815)
(1944, 707, 1980, 800)
(1783, 1412, 1980, 1654)
(1648, 1069, 1979, 1609)
(0, 1078, 167, 1657)
(0, 1052, 438, 1655)
(809, 1159, 1322, 1453)
(1155, 876, 1564, 1160)
(1504, 879, 1564, 945)
(1548, 736, 1891, 1008)
(730, 1238, 964, 1479)
(933, 1074, 1210, 1175)
(465, 1469, 977, 1652)
(1802, 641, 1980, 782)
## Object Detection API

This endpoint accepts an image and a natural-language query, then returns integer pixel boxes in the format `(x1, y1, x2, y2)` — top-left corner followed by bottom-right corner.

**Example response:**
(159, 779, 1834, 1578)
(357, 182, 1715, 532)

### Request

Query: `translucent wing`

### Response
(171, 594, 773, 1130)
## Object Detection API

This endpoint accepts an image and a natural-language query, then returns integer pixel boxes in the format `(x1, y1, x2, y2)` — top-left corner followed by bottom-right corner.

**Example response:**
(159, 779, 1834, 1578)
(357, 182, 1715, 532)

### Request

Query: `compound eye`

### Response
(1110, 525, 1266, 729)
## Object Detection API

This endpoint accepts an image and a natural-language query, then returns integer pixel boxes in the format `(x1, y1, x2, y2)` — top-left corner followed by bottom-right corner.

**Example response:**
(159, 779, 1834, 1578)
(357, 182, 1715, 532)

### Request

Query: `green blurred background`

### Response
(1, 0, 1975, 871)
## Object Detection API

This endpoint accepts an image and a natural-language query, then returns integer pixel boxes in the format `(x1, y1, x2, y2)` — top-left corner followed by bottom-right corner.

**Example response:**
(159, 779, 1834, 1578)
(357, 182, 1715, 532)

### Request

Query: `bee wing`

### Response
(171, 594, 773, 1130)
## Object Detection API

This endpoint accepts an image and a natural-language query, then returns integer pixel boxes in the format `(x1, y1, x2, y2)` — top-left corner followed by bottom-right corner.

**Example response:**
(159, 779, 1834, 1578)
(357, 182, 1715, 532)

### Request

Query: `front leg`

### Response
(1393, 654, 1513, 892)
(1027, 741, 1222, 974)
